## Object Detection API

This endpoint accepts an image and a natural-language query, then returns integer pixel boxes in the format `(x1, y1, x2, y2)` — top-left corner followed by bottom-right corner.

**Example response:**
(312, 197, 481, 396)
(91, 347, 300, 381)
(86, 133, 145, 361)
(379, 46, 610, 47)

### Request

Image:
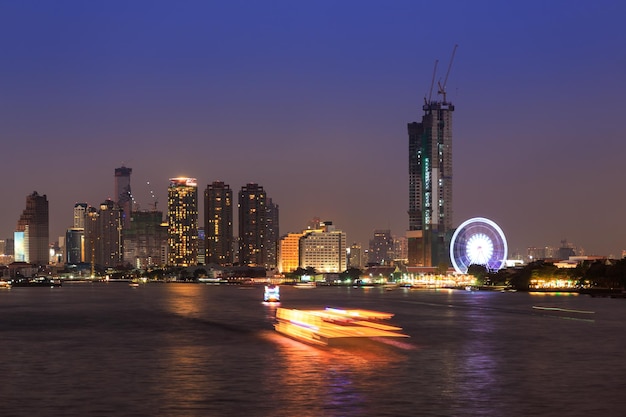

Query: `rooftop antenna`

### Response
(437, 44, 458, 103)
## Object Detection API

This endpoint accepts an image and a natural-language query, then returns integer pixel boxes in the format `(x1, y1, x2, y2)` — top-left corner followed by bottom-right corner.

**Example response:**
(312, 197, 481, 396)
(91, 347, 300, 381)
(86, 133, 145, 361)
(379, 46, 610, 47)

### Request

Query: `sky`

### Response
(1, 0, 625, 258)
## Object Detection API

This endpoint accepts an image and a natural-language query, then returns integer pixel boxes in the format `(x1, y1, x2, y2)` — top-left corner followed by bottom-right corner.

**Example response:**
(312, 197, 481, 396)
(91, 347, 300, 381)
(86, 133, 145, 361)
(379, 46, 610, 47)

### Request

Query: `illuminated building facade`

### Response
(73, 203, 88, 228)
(84, 200, 124, 268)
(238, 183, 266, 267)
(167, 178, 198, 267)
(407, 100, 454, 267)
(347, 243, 363, 269)
(204, 181, 233, 266)
(368, 229, 394, 265)
(115, 166, 133, 230)
(278, 232, 305, 273)
(299, 222, 346, 273)
(16, 191, 49, 265)
(265, 198, 279, 269)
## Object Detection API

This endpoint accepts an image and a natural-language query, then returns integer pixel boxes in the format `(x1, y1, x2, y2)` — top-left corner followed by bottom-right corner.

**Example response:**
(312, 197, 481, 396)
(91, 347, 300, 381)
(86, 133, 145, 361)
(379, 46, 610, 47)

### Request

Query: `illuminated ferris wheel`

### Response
(449, 217, 508, 274)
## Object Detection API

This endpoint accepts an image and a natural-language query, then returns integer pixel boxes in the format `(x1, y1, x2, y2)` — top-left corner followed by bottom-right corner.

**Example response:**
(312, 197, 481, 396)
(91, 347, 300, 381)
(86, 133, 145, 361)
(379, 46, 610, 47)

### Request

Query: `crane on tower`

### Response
(437, 44, 458, 103)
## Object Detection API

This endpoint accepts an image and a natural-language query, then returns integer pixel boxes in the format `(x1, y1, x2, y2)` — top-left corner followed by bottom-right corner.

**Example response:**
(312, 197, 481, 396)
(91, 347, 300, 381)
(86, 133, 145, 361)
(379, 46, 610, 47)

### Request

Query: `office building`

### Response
(347, 242, 363, 269)
(65, 228, 85, 264)
(278, 232, 305, 273)
(265, 198, 279, 269)
(167, 178, 198, 267)
(204, 181, 233, 266)
(15, 191, 49, 265)
(73, 203, 88, 229)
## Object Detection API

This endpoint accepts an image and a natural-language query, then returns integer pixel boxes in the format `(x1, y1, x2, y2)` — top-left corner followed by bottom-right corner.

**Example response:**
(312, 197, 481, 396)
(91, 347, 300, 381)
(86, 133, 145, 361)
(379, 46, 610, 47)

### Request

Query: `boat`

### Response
(294, 282, 316, 288)
(0, 280, 11, 289)
(10, 277, 62, 287)
(129, 282, 140, 288)
(263, 284, 280, 302)
(274, 307, 409, 346)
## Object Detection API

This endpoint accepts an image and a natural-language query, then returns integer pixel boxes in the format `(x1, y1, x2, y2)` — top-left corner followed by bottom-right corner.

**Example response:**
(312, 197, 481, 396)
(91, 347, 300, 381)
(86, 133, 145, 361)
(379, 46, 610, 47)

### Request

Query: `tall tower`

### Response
(407, 47, 456, 267)
(368, 229, 394, 265)
(204, 181, 233, 266)
(238, 183, 266, 267)
(265, 198, 279, 269)
(15, 191, 49, 265)
(83, 200, 124, 268)
(115, 166, 133, 230)
(167, 178, 198, 267)
(73, 203, 88, 228)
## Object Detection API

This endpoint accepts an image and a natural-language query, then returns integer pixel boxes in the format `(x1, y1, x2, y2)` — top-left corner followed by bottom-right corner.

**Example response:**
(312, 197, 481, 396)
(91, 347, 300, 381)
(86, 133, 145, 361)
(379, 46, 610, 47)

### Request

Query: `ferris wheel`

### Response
(449, 217, 508, 274)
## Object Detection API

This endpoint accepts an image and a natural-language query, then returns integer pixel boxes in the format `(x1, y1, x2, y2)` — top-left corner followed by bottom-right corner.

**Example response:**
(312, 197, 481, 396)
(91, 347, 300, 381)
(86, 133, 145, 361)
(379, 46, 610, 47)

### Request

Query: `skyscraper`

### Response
(115, 166, 133, 230)
(83, 200, 124, 268)
(15, 191, 49, 265)
(73, 203, 88, 229)
(238, 183, 266, 267)
(407, 92, 454, 266)
(204, 181, 233, 266)
(265, 198, 279, 269)
(167, 178, 198, 267)
(123, 210, 167, 269)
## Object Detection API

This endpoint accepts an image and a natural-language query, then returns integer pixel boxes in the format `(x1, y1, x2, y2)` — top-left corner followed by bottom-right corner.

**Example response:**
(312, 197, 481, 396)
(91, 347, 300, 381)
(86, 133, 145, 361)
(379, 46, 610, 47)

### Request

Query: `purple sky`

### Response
(1, 1, 625, 258)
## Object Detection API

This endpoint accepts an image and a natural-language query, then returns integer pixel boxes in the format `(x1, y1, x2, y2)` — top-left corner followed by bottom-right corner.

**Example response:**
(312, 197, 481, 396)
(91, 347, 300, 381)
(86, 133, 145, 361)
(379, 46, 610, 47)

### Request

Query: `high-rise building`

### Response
(115, 166, 133, 230)
(265, 198, 279, 269)
(204, 181, 233, 266)
(368, 229, 394, 265)
(84, 200, 124, 268)
(124, 210, 167, 269)
(299, 222, 346, 273)
(238, 183, 266, 267)
(73, 203, 88, 229)
(407, 94, 454, 267)
(65, 228, 85, 264)
(16, 191, 49, 265)
(167, 178, 198, 267)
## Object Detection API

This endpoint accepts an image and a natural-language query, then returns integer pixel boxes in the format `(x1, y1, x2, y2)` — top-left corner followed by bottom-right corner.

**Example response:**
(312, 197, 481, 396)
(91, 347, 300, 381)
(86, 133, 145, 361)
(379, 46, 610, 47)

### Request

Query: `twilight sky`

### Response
(1, 1, 625, 258)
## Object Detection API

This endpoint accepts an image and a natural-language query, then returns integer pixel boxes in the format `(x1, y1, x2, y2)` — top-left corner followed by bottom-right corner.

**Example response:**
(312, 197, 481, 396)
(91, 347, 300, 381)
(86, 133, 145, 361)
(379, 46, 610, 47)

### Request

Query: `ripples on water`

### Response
(1, 284, 625, 416)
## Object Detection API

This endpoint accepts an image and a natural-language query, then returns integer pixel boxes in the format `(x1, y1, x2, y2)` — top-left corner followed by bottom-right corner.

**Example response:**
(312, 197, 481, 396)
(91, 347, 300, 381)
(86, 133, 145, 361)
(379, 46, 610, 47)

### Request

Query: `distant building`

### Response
(265, 198, 279, 269)
(278, 232, 306, 273)
(393, 235, 408, 262)
(299, 222, 346, 273)
(368, 229, 394, 265)
(348, 243, 363, 269)
(65, 228, 85, 264)
(238, 183, 266, 267)
(15, 191, 49, 265)
(84, 200, 124, 268)
(73, 203, 88, 229)
(167, 178, 198, 267)
(124, 210, 167, 269)
(407, 96, 454, 267)
(204, 181, 233, 266)
(115, 166, 133, 230)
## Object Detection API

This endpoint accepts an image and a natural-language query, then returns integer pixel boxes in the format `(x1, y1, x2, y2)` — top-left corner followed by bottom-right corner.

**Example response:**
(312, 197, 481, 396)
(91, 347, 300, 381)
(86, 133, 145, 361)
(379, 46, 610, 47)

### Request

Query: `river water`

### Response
(0, 283, 625, 416)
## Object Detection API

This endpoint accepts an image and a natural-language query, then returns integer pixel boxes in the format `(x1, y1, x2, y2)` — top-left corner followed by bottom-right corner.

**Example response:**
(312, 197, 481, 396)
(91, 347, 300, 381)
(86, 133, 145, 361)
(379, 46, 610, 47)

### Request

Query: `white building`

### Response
(299, 222, 346, 273)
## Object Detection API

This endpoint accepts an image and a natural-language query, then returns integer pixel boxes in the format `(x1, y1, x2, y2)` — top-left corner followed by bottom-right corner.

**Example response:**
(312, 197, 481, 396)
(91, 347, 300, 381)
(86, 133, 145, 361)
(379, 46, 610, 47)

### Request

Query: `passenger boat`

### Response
(0, 280, 11, 289)
(263, 285, 280, 302)
(274, 307, 408, 346)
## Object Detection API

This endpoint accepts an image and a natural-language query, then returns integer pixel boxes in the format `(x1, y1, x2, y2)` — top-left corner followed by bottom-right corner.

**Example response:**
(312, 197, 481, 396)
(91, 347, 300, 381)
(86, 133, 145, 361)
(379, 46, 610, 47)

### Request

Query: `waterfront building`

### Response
(278, 232, 305, 273)
(368, 229, 394, 265)
(407, 96, 454, 267)
(265, 198, 279, 269)
(115, 166, 133, 230)
(65, 228, 85, 264)
(204, 181, 233, 266)
(15, 191, 49, 265)
(347, 242, 363, 269)
(238, 183, 266, 267)
(84, 200, 124, 268)
(167, 178, 198, 267)
(299, 222, 346, 273)
(393, 235, 408, 263)
(124, 210, 167, 269)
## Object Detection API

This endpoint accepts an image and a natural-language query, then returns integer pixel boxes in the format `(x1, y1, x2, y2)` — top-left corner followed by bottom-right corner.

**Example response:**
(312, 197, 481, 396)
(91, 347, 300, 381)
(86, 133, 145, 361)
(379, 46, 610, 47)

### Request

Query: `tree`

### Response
(467, 264, 489, 285)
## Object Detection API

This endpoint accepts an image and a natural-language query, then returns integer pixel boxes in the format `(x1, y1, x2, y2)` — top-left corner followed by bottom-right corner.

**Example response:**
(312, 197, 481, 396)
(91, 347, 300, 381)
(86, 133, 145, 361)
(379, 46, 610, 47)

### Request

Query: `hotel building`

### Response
(167, 178, 198, 267)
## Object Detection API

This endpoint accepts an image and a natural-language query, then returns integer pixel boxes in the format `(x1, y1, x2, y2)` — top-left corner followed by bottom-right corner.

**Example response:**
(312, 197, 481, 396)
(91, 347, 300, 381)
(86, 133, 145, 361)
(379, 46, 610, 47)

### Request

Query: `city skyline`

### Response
(2, 1, 625, 257)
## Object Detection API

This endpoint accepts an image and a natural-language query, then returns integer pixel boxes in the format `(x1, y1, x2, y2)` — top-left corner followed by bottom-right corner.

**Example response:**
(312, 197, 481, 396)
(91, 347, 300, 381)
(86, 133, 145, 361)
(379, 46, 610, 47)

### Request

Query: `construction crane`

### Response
(425, 59, 439, 105)
(146, 181, 158, 211)
(437, 44, 458, 103)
